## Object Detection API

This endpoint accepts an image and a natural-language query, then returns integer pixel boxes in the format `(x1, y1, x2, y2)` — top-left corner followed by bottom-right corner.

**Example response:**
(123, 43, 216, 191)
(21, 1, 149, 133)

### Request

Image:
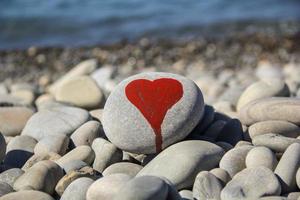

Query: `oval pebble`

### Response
(137, 140, 224, 189)
(102, 162, 143, 177)
(60, 177, 94, 200)
(103, 72, 204, 154)
(245, 146, 278, 170)
(221, 167, 281, 200)
(34, 135, 69, 156)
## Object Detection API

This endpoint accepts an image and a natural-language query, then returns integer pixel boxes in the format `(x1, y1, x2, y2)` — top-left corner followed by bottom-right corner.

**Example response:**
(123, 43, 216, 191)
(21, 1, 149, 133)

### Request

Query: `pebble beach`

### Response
(1, 30, 300, 200)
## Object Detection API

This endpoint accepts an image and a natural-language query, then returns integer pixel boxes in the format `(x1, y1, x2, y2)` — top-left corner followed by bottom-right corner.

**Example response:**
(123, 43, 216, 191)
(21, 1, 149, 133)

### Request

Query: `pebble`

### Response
(216, 142, 233, 152)
(219, 145, 253, 177)
(0, 84, 8, 95)
(103, 72, 205, 154)
(49, 59, 97, 94)
(221, 167, 281, 200)
(91, 65, 116, 92)
(252, 133, 300, 153)
(55, 76, 104, 109)
(0, 190, 55, 200)
(192, 104, 215, 134)
(237, 79, 289, 111)
(34, 135, 69, 156)
(0, 94, 30, 106)
(202, 120, 226, 140)
(249, 120, 300, 139)
(113, 176, 169, 200)
(11, 90, 35, 105)
(239, 97, 300, 126)
(0, 182, 14, 197)
(137, 140, 224, 189)
(13, 160, 64, 194)
(255, 60, 283, 80)
(60, 177, 94, 200)
(70, 120, 104, 147)
(245, 146, 278, 170)
(55, 166, 101, 196)
(286, 192, 300, 200)
(56, 145, 95, 167)
(21, 153, 61, 171)
(102, 162, 143, 177)
(4, 135, 37, 168)
(91, 138, 123, 172)
(89, 109, 103, 122)
(216, 118, 243, 146)
(192, 171, 222, 200)
(0, 132, 6, 162)
(275, 143, 300, 193)
(86, 173, 131, 200)
(179, 190, 193, 200)
(0, 168, 24, 187)
(209, 168, 231, 185)
(61, 160, 88, 173)
(0, 107, 34, 136)
(21, 104, 90, 140)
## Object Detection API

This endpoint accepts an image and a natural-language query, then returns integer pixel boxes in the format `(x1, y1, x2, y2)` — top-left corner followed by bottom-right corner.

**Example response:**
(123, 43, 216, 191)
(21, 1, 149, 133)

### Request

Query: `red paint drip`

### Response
(125, 78, 183, 152)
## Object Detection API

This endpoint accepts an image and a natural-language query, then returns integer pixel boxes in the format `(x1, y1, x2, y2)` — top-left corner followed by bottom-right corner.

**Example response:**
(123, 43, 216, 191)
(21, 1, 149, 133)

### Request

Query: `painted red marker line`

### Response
(125, 78, 183, 152)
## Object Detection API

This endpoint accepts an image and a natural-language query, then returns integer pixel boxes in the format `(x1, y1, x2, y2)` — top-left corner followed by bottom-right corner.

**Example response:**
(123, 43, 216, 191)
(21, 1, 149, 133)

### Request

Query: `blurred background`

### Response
(0, 0, 300, 99)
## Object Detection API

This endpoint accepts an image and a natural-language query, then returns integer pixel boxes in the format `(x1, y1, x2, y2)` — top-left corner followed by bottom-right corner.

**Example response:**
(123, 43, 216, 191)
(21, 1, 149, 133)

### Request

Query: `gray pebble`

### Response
(102, 162, 143, 177)
(60, 177, 94, 200)
(0, 168, 24, 187)
(209, 168, 231, 185)
(245, 146, 278, 170)
(34, 135, 69, 156)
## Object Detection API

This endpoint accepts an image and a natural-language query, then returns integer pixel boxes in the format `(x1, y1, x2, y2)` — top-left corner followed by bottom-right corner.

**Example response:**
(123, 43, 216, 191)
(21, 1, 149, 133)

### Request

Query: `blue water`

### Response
(0, 0, 300, 50)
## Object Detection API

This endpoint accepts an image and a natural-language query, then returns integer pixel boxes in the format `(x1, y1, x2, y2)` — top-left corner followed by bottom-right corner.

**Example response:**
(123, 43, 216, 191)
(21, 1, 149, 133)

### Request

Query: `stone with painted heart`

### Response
(102, 72, 204, 154)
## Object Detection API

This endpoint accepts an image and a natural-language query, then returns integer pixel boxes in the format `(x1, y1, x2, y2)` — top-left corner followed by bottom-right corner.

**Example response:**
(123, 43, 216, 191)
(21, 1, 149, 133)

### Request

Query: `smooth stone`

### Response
(62, 160, 88, 173)
(192, 105, 215, 134)
(102, 162, 143, 177)
(91, 138, 123, 173)
(21, 104, 90, 140)
(179, 190, 193, 200)
(35, 94, 55, 107)
(216, 119, 243, 146)
(13, 160, 64, 194)
(239, 97, 300, 126)
(193, 171, 222, 200)
(11, 90, 35, 105)
(56, 145, 95, 167)
(0, 107, 34, 136)
(49, 59, 97, 94)
(246, 146, 278, 170)
(103, 72, 204, 154)
(275, 143, 300, 193)
(219, 85, 245, 106)
(71, 120, 104, 147)
(34, 135, 69, 156)
(286, 192, 300, 200)
(91, 65, 116, 91)
(137, 140, 224, 189)
(237, 79, 289, 111)
(60, 177, 94, 200)
(202, 120, 226, 140)
(249, 120, 300, 139)
(22, 153, 61, 171)
(0, 168, 24, 187)
(252, 133, 300, 153)
(89, 109, 103, 122)
(55, 76, 104, 109)
(219, 145, 253, 177)
(86, 173, 131, 200)
(221, 167, 281, 200)
(4, 135, 37, 168)
(209, 168, 231, 185)
(0, 132, 5, 162)
(0, 182, 14, 197)
(235, 141, 253, 147)
(55, 166, 101, 196)
(0, 190, 55, 200)
(113, 176, 169, 200)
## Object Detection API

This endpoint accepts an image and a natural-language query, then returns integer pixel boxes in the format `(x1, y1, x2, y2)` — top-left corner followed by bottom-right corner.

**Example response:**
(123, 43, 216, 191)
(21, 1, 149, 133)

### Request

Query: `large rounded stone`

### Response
(0, 168, 24, 187)
(0, 107, 34, 136)
(245, 146, 278, 170)
(56, 145, 95, 167)
(60, 177, 94, 200)
(249, 120, 300, 139)
(113, 176, 169, 200)
(13, 160, 64, 194)
(55, 76, 104, 109)
(21, 104, 90, 140)
(102, 162, 143, 177)
(275, 143, 300, 193)
(103, 72, 204, 154)
(239, 97, 300, 126)
(0, 132, 6, 162)
(252, 133, 300, 153)
(91, 138, 123, 172)
(219, 145, 253, 177)
(70, 120, 104, 147)
(0, 182, 13, 197)
(237, 79, 289, 111)
(0, 190, 55, 200)
(192, 171, 222, 200)
(137, 140, 224, 189)
(86, 173, 131, 200)
(34, 135, 69, 156)
(221, 167, 281, 200)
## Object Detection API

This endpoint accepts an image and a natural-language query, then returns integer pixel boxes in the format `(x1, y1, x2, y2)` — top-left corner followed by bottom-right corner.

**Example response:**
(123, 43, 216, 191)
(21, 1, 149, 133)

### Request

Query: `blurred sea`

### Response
(0, 0, 300, 50)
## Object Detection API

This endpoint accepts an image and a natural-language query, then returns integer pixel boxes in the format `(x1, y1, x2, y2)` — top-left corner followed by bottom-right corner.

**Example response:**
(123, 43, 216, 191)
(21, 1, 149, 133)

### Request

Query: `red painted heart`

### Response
(125, 78, 183, 152)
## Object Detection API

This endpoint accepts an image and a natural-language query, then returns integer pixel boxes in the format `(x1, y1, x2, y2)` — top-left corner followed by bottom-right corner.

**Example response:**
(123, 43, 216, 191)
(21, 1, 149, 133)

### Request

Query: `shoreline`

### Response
(1, 31, 300, 84)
